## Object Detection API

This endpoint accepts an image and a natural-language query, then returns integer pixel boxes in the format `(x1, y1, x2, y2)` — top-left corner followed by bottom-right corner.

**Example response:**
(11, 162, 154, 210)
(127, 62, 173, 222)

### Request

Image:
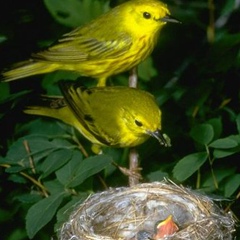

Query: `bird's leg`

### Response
(97, 77, 107, 87)
(129, 67, 138, 88)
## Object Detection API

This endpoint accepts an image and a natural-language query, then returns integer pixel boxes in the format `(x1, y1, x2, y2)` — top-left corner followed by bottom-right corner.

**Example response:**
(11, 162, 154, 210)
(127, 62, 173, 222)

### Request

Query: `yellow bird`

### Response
(2, 0, 178, 86)
(24, 81, 171, 153)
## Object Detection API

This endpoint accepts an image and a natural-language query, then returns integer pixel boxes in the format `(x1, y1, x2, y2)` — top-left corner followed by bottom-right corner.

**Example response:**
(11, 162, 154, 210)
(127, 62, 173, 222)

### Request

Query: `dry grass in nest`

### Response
(59, 180, 236, 239)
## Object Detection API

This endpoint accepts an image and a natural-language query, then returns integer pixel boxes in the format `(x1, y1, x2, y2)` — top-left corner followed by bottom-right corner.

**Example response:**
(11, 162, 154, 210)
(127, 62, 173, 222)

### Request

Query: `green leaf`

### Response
(14, 193, 42, 204)
(68, 154, 112, 187)
(202, 168, 236, 192)
(55, 194, 88, 231)
(207, 118, 222, 140)
(42, 71, 80, 95)
(0, 35, 7, 44)
(26, 193, 64, 238)
(43, 0, 105, 27)
(147, 170, 169, 182)
(55, 150, 83, 185)
(213, 146, 240, 158)
(28, 137, 73, 163)
(19, 119, 68, 136)
(0, 83, 10, 103)
(0, 208, 12, 222)
(40, 148, 73, 178)
(220, 0, 238, 16)
(173, 152, 208, 181)
(44, 180, 66, 195)
(14, 194, 42, 204)
(138, 56, 157, 82)
(27, 138, 60, 154)
(190, 124, 214, 145)
(8, 174, 27, 184)
(4, 134, 76, 167)
(4, 139, 33, 165)
(56, 153, 112, 187)
(101, 148, 122, 177)
(0, 157, 5, 164)
(224, 174, 240, 197)
(5, 166, 26, 173)
(209, 137, 238, 149)
(8, 229, 27, 240)
(0, 89, 30, 105)
(236, 114, 240, 134)
(5, 136, 56, 165)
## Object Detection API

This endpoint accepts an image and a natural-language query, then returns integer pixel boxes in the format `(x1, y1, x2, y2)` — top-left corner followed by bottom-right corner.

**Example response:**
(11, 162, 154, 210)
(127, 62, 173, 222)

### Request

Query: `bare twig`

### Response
(23, 140, 36, 174)
(207, 0, 215, 43)
(128, 148, 142, 186)
(129, 67, 138, 88)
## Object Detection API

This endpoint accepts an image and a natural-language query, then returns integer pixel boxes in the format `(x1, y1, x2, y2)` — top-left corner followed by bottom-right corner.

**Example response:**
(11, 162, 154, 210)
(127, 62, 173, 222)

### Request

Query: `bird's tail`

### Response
(24, 95, 84, 137)
(23, 96, 67, 122)
(1, 60, 58, 82)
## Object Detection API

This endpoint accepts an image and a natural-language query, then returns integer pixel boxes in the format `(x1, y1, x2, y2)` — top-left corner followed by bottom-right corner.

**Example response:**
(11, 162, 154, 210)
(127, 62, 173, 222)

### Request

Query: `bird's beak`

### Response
(160, 15, 181, 24)
(148, 129, 171, 147)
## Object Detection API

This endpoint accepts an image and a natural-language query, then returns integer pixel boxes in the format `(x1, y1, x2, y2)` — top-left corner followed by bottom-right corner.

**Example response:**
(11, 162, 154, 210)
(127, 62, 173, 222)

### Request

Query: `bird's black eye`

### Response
(135, 120, 143, 127)
(143, 12, 151, 19)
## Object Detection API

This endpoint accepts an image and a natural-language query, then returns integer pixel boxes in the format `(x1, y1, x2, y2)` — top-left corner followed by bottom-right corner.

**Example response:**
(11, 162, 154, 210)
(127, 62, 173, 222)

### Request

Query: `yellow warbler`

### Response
(24, 81, 171, 153)
(2, 0, 178, 86)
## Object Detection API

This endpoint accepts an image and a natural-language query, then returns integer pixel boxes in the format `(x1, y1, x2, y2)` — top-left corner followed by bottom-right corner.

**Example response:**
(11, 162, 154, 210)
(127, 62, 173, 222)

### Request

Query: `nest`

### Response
(59, 181, 236, 239)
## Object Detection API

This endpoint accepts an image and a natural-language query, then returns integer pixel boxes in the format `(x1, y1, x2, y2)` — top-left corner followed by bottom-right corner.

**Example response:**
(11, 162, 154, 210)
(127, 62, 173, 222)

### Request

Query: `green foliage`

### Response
(0, 0, 239, 239)
(173, 117, 240, 193)
(26, 193, 65, 238)
(0, 120, 113, 238)
(173, 152, 208, 181)
(44, 0, 107, 27)
(56, 153, 112, 188)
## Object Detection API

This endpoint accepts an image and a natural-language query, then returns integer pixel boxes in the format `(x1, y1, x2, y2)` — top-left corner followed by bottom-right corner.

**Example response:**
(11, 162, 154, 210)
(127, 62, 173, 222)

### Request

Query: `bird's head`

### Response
(120, 0, 179, 35)
(122, 97, 171, 147)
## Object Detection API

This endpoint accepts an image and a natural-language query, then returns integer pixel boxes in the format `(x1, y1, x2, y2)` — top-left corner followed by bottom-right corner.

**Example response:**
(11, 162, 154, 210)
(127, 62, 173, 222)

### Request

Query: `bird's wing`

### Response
(59, 81, 111, 145)
(32, 32, 132, 62)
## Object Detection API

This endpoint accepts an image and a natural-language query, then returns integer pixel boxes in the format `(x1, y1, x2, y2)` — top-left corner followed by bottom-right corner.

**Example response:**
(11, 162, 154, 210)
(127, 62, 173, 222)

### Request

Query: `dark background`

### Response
(0, 0, 239, 239)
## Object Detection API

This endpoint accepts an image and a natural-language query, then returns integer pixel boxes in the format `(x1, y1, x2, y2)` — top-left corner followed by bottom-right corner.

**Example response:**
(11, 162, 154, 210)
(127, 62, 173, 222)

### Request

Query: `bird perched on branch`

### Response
(1, 0, 179, 86)
(24, 81, 171, 153)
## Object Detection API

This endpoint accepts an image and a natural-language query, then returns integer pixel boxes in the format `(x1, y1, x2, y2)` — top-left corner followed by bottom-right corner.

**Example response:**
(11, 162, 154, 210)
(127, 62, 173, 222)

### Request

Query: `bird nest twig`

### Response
(59, 180, 236, 239)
